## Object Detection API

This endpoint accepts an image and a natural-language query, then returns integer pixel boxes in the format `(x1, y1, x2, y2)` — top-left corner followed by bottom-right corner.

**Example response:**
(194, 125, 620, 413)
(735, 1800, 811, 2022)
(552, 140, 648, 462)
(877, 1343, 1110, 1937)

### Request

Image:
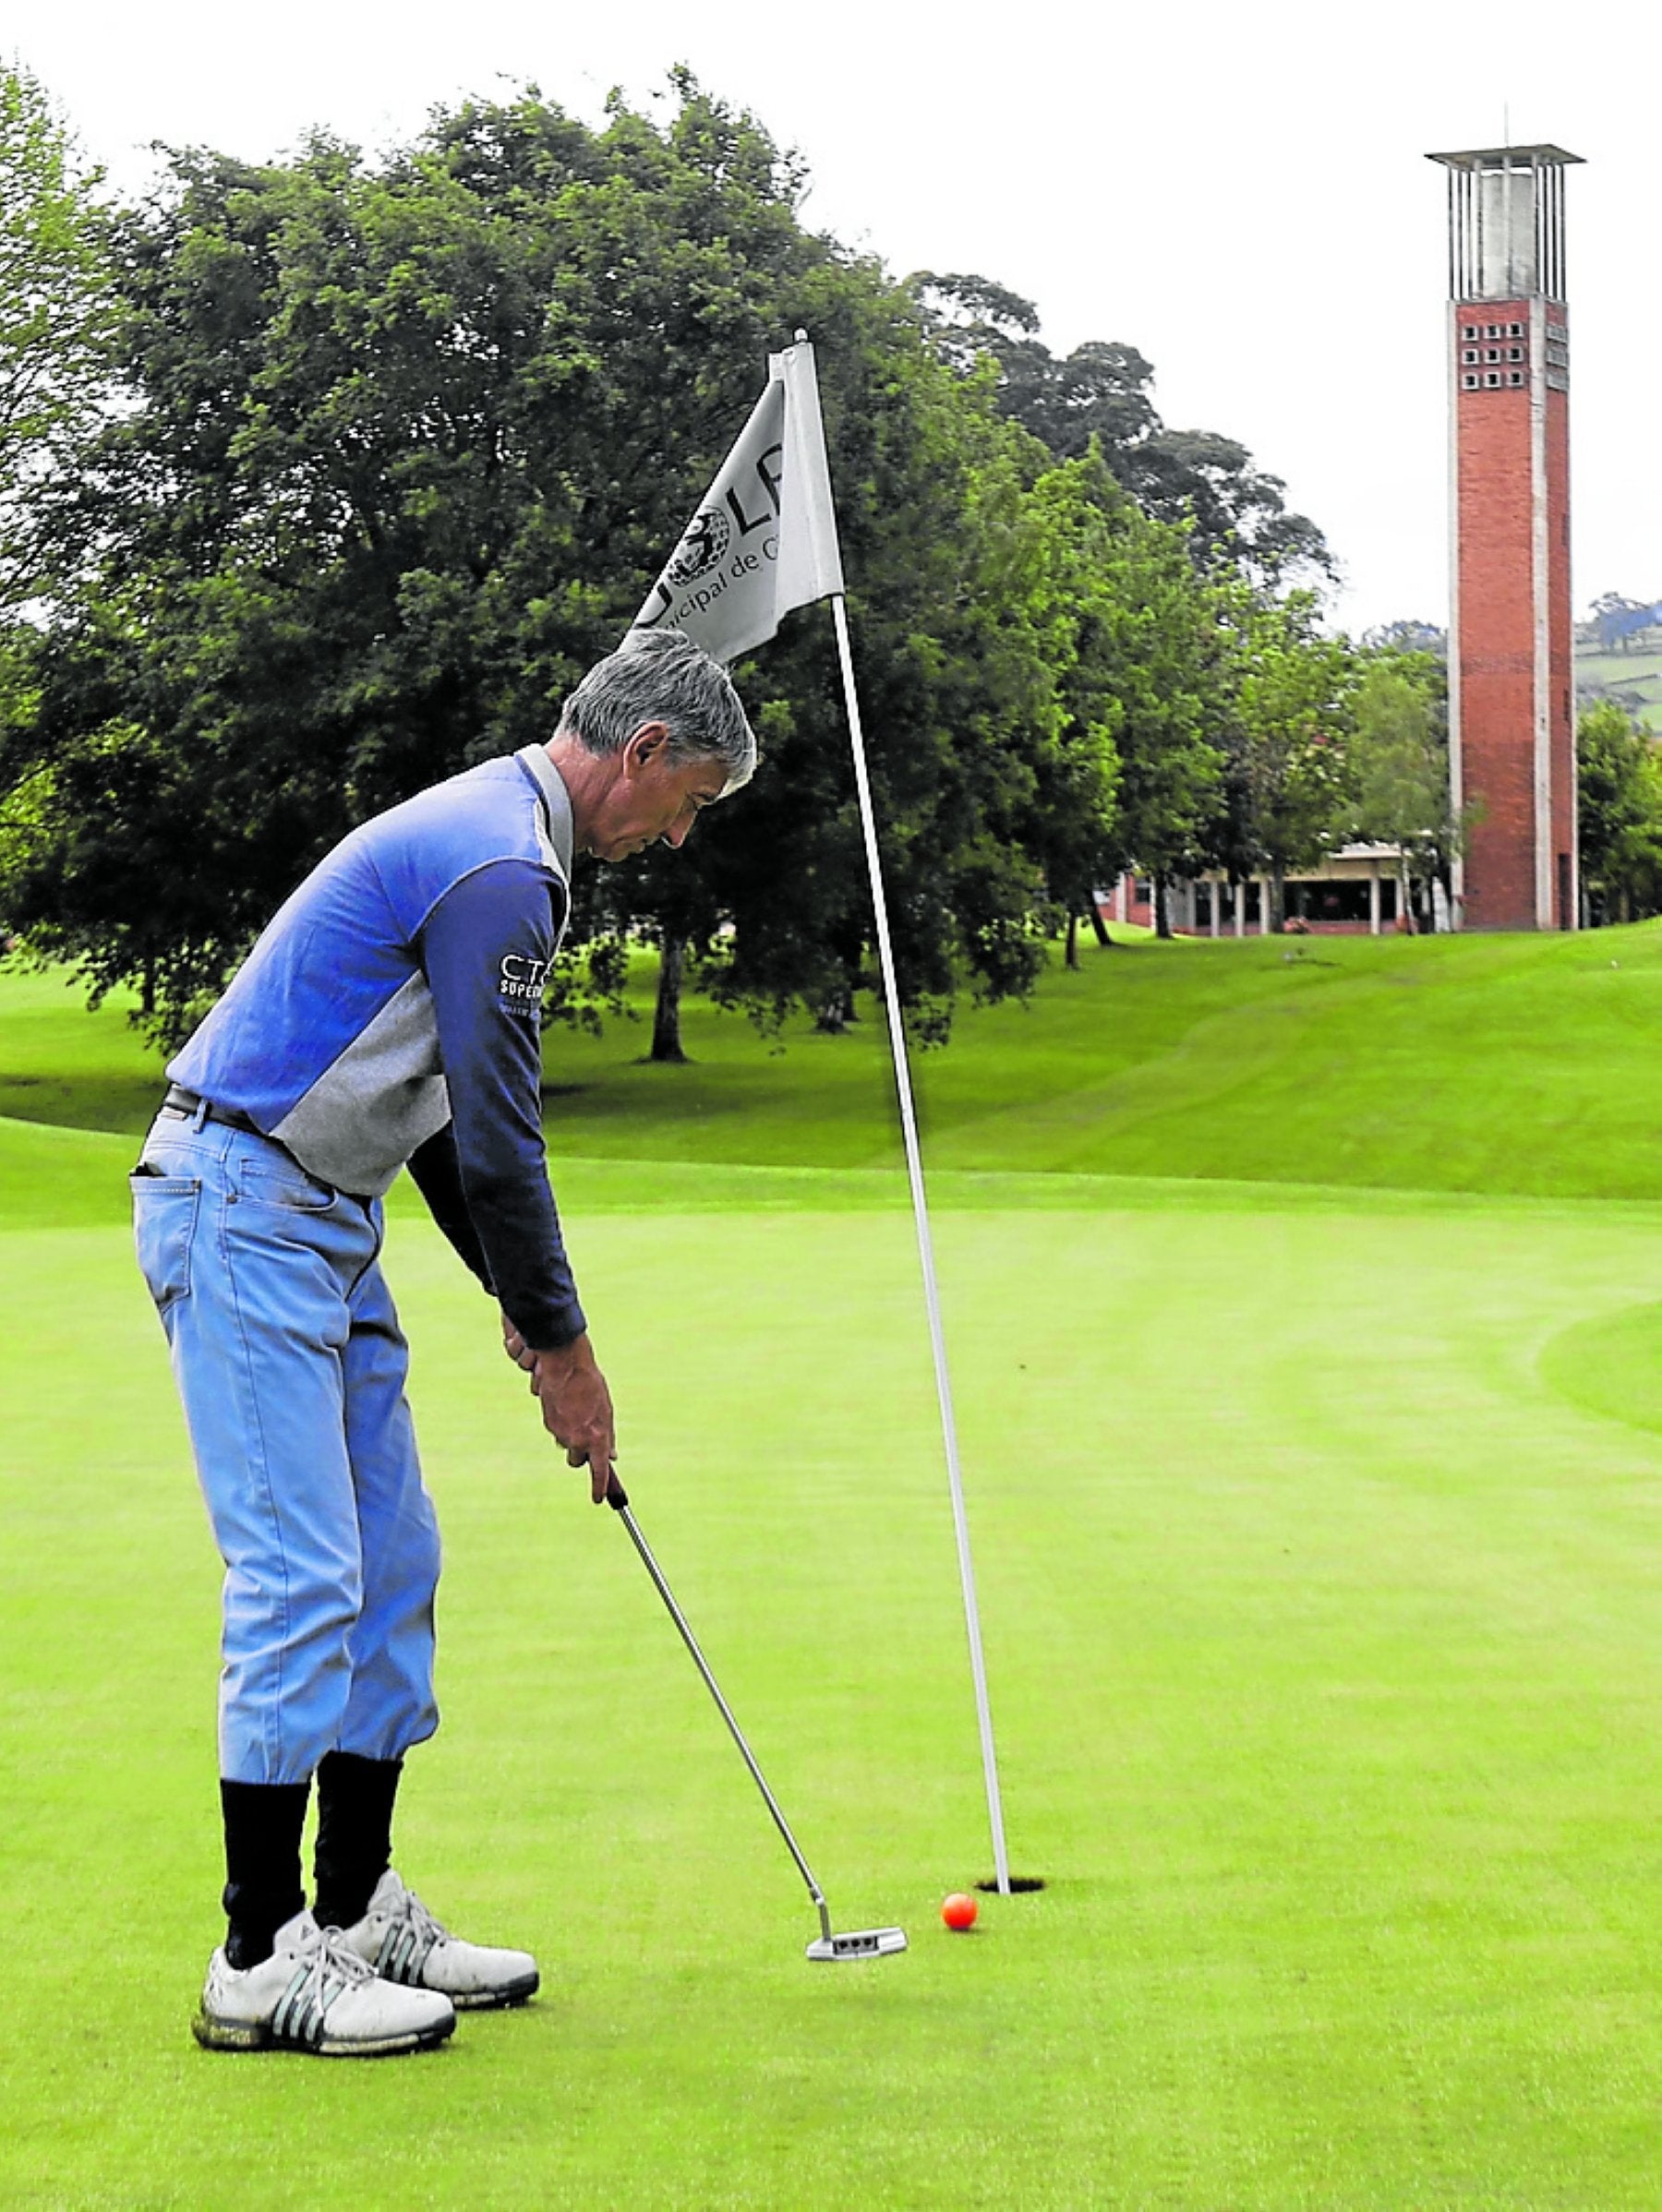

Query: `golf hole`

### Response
(974, 1876, 1046, 1893)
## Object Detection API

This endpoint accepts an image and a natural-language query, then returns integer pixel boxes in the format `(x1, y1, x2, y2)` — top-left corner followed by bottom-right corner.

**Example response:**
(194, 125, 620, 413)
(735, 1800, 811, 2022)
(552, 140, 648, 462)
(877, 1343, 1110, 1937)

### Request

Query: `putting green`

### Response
(4, 942, 1661, 2206)
(1541, 1300, 1662, 1437)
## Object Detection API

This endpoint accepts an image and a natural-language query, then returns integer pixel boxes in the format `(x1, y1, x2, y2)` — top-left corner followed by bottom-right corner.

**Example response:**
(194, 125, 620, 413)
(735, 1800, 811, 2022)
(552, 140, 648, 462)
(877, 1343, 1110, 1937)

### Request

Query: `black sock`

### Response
(312, 1750, 403, 1929)
(221, 1778, 310, 1970)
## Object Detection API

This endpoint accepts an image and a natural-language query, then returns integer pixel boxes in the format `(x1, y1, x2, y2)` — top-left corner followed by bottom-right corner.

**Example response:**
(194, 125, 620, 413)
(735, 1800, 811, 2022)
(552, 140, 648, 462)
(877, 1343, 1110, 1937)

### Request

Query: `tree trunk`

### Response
(1269, 863, 1285, 934)
(1065, 910, 1080, 969)
(814, 980, 855, 1032)
(1397, 857, 1415, 934)
(1153, 870, 1173, 940)
(650, 932, 689, 1063)
(1088, 900, 1112, 947)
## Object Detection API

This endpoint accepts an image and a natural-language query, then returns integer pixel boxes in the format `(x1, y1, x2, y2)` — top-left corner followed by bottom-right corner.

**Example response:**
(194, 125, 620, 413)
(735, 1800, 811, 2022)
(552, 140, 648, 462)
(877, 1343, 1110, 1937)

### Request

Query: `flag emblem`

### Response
(668, 508, 731, 586)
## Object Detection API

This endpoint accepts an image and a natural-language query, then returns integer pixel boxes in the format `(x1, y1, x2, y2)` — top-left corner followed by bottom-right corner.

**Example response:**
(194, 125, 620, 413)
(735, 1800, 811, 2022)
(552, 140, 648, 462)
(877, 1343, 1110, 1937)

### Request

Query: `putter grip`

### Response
(605, 1472, 630, 1511)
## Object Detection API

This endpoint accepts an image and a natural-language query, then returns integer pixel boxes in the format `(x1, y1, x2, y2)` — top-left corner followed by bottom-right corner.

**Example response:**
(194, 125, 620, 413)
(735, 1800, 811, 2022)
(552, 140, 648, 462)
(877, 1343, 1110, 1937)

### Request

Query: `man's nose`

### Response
(658, 818, 693, 850)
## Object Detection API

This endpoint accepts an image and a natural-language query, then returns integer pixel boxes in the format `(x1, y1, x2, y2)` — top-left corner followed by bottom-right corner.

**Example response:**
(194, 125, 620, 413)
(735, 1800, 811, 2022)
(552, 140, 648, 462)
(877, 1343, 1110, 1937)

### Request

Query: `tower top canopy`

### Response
(1431, 144, 1582, 302)
(1427, 145, 1584, 172)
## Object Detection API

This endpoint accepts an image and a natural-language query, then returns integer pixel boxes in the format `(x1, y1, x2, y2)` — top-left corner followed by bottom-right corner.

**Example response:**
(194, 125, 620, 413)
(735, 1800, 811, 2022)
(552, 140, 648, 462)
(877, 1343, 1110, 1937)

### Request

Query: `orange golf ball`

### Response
(941, 1892, 978, 1930)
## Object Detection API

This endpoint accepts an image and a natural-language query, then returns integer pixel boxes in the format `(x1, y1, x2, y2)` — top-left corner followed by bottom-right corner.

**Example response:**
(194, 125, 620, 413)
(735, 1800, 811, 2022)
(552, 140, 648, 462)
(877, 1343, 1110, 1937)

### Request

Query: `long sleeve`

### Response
(405, 1124, 492, 1290)
(417, 858, 586, 1349)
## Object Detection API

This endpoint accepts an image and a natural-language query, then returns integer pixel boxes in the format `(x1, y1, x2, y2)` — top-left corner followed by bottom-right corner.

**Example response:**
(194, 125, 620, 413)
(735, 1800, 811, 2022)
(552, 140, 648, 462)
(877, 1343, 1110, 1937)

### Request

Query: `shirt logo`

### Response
(500, 952, 550, 1011)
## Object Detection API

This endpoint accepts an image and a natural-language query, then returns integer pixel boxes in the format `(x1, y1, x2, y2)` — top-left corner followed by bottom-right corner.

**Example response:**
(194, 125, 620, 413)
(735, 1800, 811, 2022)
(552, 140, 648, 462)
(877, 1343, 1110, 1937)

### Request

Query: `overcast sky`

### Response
(14, 0, 1659, 633)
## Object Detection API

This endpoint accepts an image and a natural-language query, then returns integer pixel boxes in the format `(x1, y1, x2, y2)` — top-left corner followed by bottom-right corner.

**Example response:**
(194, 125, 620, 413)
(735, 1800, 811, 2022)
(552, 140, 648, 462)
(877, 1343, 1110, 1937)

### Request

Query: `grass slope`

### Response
(4, 936, 1661, 2206)
(10, 921, 1662, 1210)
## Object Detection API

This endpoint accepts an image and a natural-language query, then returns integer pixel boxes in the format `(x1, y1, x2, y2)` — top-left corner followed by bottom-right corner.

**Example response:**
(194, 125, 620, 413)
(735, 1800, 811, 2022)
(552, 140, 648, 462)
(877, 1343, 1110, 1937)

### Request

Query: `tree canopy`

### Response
(5, 82, 1101, 1040)
(0, 66, 1399, 1047)
(0, 66, 114, 614)
(1577, 698, 1662, 923)
(911, 272, 1333, 591)
(1346, 655, 1460, 929)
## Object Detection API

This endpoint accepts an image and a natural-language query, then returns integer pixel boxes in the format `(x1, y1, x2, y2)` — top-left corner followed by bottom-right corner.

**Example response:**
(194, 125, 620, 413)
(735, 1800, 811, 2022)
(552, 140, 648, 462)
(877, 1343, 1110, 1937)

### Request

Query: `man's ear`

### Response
(624, 721, 671, 775)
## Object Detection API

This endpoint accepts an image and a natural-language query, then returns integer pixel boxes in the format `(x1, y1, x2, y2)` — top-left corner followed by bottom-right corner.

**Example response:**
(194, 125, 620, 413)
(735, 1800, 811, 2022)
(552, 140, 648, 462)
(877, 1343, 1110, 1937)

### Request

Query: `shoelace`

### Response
(295, 1921, 376, 1997)
(374, 1886, 449, 1982)
(391, 1886, 448, 1944)
(272, 1923, 374, 2044)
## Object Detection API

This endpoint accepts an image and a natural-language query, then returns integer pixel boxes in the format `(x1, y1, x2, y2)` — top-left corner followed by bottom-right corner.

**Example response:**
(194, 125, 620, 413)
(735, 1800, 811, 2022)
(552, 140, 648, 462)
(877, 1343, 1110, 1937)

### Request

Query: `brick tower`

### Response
(1428, 145, 1582, 930)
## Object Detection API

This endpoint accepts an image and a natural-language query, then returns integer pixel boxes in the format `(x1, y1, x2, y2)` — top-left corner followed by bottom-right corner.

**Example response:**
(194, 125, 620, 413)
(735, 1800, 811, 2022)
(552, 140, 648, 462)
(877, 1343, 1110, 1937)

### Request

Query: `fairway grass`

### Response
(4, 941, 1662, 2206)
(11, 922, 1662, 1202)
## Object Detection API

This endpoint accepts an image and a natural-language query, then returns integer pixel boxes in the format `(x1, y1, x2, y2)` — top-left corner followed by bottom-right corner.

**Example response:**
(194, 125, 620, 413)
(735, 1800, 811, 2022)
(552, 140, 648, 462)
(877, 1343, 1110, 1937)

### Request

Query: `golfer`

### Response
(132, 631, 754, 2056)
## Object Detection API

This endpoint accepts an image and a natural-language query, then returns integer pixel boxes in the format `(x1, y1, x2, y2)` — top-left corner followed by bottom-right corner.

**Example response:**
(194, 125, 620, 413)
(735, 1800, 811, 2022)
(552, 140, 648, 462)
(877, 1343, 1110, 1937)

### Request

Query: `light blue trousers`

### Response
(132, 1113, 441, 1785)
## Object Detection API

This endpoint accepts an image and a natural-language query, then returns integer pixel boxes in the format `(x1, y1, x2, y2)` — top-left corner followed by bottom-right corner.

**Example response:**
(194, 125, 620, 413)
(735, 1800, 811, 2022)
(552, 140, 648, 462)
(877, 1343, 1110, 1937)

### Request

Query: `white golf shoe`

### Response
(340, 1869, 540, 2010)
(193, 1908, 456, 2055)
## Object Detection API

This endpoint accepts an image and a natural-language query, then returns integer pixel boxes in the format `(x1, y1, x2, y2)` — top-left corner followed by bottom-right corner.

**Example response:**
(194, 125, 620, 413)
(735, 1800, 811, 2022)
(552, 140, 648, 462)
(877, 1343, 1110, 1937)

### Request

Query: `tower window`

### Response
(1507, 371, 1524, 387)
(1463, 348, 1479, 364)
(1462, 373, 1481, 390)
(1508, 346, 1524, 361)
(1484, 347, 1500, 362)
(1485, 322, 1504, 338)
(1463, 325, 1481, 341)
(1508, 321, 1524, 338)
(1485, 372, 1502, 388)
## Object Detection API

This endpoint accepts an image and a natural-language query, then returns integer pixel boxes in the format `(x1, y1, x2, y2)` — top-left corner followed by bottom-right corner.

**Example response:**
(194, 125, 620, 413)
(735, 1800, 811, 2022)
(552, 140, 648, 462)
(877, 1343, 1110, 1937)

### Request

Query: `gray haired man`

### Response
(132, 631, 753, 2055)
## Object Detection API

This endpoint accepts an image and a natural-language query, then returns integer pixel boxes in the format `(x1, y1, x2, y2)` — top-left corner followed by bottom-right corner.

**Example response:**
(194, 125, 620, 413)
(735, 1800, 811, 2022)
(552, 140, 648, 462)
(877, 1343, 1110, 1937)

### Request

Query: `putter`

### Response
(605, 1476, 907, 1964)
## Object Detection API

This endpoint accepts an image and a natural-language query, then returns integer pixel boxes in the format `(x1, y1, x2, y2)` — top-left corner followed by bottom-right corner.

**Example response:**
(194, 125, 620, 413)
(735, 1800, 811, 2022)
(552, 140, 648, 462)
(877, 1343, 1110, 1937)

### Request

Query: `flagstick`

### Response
(830, 590, 1011, 1897)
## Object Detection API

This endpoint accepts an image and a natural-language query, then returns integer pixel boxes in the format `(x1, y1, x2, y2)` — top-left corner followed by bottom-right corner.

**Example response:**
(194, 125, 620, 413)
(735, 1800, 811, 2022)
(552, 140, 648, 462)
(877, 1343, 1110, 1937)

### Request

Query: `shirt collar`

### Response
(514, 745, 576, 883)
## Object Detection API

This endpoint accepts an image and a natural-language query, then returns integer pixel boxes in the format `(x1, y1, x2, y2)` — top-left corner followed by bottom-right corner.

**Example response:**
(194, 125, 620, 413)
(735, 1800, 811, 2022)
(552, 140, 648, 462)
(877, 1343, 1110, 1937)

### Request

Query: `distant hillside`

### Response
(1576, 636, 1662, 734)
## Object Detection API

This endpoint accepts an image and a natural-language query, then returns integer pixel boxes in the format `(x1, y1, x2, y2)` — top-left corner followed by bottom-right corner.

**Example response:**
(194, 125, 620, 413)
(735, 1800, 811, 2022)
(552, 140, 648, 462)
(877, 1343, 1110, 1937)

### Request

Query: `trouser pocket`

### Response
(131, 1170, 202, 1315)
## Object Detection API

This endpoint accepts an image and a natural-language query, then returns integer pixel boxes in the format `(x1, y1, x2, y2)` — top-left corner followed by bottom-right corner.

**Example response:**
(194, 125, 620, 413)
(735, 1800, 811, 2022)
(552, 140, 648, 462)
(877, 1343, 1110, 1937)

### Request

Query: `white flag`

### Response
(631, 338, 845, 665)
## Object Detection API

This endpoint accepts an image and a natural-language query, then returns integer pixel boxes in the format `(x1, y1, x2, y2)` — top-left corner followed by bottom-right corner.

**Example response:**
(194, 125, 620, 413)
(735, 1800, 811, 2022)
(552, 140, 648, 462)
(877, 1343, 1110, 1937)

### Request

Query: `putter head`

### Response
(805, 1926, 908, 1963)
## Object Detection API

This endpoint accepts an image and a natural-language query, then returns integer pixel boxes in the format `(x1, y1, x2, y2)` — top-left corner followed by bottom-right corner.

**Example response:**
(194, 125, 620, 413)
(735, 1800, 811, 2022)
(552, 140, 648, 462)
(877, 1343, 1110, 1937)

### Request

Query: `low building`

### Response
(1103, 846, 1451, 936)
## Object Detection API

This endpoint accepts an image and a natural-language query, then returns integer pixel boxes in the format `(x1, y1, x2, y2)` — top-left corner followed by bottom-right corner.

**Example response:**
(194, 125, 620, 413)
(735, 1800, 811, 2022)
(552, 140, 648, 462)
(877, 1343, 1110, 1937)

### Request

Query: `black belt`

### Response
(158, 1085, 365, 1201)
(161, 1084, 268, 1138)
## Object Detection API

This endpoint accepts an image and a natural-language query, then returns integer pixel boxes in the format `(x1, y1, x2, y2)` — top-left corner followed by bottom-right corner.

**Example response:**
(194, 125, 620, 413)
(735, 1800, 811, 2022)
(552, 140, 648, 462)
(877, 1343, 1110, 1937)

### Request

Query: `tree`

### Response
(1, 80, 1075, 1050)
(1577, 698, 1662, 923)
(1080, 483, 1226, 941)
(0, 66, 114, 614)
(1347, 655, 1459, 931)
(1362, 618, 1446, 659)
(1124, 429, 1331, 591)
(989, 451, 1124, 966)
(911, 273, 1332, 591)
(1222, 591, 1355, 932)
(1585, 591, 1662, 655)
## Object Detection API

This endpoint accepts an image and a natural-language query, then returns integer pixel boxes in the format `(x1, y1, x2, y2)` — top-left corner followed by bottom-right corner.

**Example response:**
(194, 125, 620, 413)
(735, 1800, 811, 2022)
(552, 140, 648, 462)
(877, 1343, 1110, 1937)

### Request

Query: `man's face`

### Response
(590, 726, 728, 862)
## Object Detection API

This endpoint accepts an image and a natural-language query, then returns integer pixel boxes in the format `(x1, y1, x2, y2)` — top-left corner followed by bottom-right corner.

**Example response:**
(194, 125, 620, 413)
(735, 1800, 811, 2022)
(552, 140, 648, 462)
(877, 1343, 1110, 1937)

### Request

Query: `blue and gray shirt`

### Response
(169, 744, 585, 1348)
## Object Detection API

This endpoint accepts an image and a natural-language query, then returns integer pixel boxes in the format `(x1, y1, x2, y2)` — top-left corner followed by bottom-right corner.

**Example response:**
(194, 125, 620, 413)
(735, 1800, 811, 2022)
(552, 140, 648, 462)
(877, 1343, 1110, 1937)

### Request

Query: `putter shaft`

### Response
(609, 1488, 834, 1945)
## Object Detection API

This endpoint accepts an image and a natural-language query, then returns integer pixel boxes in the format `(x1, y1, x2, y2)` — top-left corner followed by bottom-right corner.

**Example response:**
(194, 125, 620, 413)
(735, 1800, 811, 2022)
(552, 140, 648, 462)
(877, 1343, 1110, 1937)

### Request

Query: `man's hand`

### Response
(501, 1310, 618, 1500)
(522, 1329, 618, 1503)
